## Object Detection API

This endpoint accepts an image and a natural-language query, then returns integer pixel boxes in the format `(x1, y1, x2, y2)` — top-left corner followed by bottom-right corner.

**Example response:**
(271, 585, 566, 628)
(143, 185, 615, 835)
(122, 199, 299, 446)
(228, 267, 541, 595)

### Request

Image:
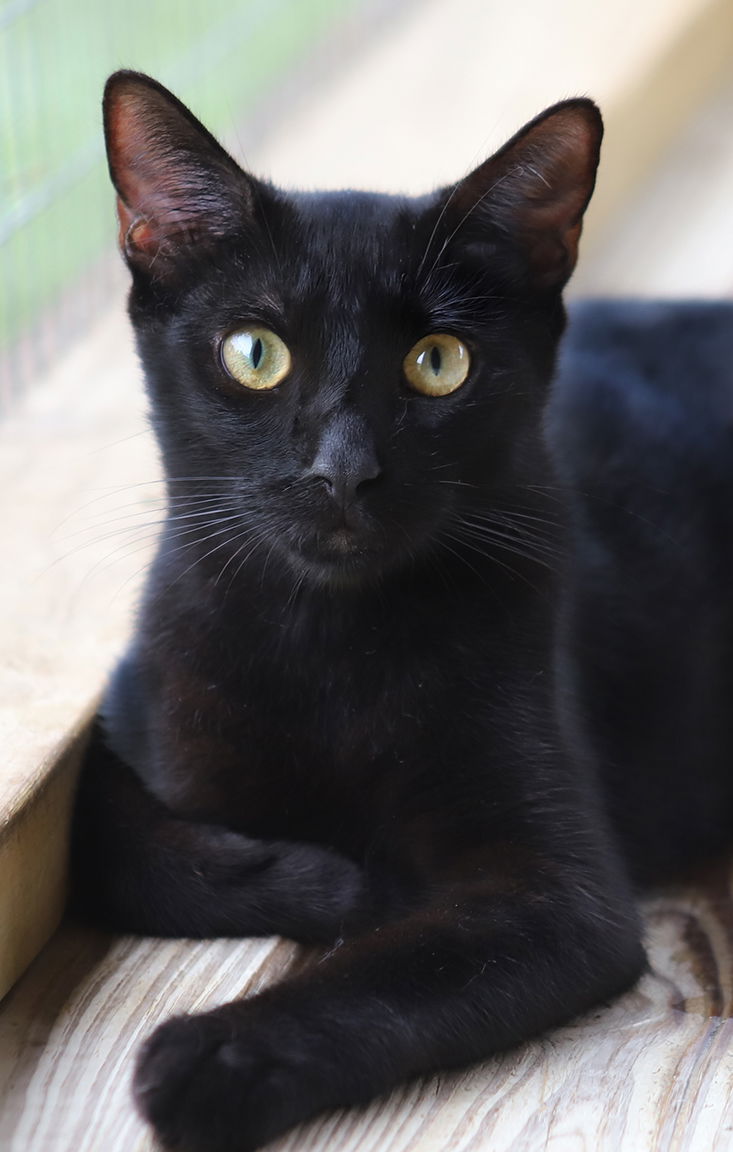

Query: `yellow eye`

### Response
(403, 334, 470, 396)
(221, 326, 291, 390)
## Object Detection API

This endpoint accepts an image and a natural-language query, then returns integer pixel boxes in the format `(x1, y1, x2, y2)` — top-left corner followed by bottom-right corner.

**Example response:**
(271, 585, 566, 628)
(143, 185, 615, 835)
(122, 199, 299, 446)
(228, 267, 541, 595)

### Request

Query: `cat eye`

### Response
(221, 326, 292, 390)
(403, 334, 470, 397)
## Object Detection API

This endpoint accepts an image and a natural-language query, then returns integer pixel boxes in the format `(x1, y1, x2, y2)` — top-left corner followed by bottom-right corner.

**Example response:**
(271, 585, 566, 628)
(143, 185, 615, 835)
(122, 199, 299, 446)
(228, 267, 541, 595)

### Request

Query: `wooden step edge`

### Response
(0, 706, 95, 1002)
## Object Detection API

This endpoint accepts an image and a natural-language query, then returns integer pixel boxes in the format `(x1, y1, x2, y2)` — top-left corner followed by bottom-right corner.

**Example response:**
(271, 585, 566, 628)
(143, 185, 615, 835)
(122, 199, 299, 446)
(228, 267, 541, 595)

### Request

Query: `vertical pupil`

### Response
(430, 346, 441, 375)
(251, 337, 264, 369)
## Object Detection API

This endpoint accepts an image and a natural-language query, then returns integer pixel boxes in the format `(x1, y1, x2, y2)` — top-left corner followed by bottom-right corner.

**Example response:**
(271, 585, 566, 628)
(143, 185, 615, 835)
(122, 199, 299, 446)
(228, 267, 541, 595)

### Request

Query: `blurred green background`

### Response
(0, 0, 360, 400)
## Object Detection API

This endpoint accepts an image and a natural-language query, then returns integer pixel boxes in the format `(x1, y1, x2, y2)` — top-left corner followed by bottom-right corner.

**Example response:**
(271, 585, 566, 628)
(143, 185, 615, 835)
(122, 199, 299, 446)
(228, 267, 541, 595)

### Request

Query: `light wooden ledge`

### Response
(1, 0, 733, 1138)
(3, 859, 733, 1151)
(0, 306, 159, 999)
(0, 715, 92, 1009)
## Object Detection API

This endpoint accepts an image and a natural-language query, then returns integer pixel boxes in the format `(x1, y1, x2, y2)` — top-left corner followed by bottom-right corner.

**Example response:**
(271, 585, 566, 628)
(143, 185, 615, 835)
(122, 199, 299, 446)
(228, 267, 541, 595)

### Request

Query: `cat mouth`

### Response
(320, 528, 364, 556)
(290, 527, 387, 583)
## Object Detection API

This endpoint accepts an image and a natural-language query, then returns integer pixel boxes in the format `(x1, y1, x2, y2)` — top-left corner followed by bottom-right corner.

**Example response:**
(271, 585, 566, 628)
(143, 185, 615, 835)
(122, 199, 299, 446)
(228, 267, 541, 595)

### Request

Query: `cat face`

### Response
(104, 72, 602, 588)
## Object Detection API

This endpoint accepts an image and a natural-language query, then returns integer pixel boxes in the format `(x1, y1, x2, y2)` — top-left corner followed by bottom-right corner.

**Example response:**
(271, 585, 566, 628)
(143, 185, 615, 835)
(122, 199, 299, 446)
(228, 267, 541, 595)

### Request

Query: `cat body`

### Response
(71, 72, 733, 1152)
(554, 298, 733, 877)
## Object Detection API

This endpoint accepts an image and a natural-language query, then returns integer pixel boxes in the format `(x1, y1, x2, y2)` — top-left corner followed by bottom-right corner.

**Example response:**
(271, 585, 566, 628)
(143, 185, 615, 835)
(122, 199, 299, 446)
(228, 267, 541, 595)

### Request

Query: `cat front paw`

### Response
(133, 1006, 322, 1152)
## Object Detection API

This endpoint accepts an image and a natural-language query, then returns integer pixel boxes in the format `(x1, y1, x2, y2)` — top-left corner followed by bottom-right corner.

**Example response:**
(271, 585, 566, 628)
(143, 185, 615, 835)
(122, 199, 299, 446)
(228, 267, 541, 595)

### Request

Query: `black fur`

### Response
(71, 72, 733, 1152)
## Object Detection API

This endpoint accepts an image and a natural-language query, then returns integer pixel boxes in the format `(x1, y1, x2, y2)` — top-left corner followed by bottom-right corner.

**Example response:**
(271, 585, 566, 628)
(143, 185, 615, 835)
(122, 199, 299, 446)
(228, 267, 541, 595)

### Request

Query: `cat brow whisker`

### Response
(415, 178, 469, 281)
(424, 166, 522, 283)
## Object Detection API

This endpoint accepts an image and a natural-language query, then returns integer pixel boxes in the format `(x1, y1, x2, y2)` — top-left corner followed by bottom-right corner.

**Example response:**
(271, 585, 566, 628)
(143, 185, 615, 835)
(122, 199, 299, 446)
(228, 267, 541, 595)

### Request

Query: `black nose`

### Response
(308, 413, 382, 506)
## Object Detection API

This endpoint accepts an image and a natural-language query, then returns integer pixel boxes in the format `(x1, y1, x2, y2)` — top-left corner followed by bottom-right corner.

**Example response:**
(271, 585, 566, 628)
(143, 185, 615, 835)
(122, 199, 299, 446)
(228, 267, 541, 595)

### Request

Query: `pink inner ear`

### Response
(109, 92, 192, 247)
(104, 77, 246, 266)
(115, 195, 154, 256)
(107, 90, 162, 211)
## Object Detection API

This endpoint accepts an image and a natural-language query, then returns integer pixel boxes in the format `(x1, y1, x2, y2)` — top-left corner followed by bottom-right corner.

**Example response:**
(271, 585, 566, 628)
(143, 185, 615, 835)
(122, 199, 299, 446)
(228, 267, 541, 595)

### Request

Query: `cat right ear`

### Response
(437, 99, 603, 292)
(103, 71, 254, 278)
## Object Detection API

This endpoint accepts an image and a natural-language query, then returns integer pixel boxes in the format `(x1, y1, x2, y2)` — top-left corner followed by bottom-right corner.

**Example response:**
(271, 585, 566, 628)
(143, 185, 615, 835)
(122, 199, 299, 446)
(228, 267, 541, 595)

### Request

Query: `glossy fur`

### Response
(71, 72, 733, 1152)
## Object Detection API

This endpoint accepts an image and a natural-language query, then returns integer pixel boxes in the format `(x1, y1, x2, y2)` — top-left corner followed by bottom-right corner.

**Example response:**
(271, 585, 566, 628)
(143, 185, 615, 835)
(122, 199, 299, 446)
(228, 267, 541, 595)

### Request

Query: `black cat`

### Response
(72, 71, 733, 1152)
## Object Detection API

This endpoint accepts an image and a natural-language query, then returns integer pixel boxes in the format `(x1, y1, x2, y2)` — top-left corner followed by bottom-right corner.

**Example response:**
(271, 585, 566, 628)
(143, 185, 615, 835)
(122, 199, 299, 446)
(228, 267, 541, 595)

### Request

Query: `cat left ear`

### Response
(103, 71, 255, 278)
(444, 99, 603, 292)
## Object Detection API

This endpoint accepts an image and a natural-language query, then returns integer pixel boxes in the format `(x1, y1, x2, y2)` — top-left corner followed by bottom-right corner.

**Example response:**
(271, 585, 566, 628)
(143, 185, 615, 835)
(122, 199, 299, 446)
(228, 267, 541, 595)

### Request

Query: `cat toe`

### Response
(133, 1009, 303, 1152)
(135, 1014, 239, 1150)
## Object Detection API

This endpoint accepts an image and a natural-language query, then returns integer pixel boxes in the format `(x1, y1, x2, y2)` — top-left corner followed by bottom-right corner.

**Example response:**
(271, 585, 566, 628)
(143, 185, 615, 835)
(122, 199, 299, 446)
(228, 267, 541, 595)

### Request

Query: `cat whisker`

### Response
(214, 523, 272, 587)
(59, 500, 244, 541)
(464, 504, 562, 530)
(460, 513, 561, 549)
(55, 476, 249, 530)
(434, 479, 480, 489)
(441, 524, 552, 589)
(56, 507, 247, 570)
(223, 527, 277, 594)
(433, 534, 486, 584)
(68, 511, 250, 597)
(451, 519, 562, 565)
(142, 521, 262, 604)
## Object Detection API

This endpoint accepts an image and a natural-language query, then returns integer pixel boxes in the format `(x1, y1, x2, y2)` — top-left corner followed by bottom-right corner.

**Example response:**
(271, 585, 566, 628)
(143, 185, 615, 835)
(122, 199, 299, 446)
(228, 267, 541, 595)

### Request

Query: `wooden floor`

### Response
(3, 858, 733, 1152)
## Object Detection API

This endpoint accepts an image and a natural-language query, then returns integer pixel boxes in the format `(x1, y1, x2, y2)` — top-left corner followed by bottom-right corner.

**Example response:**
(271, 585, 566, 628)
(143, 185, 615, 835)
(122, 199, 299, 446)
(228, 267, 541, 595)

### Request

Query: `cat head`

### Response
(104, 71, 602, 590)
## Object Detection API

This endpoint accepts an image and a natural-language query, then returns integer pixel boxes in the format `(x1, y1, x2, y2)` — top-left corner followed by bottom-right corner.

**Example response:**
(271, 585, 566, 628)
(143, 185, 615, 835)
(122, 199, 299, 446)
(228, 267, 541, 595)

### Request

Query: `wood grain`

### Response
(3, 861, 733, 1152)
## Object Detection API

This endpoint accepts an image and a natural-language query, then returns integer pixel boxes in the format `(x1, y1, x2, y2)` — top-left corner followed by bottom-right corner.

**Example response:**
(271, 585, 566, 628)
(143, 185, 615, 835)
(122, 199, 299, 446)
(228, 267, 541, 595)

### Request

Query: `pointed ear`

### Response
(445, 100, 603, 292)
(103, 71, 253, 277)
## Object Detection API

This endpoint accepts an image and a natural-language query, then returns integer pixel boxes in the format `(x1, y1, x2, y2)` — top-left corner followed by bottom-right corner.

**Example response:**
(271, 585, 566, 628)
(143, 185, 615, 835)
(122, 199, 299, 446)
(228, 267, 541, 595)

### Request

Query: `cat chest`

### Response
(156, 661, 435, 849)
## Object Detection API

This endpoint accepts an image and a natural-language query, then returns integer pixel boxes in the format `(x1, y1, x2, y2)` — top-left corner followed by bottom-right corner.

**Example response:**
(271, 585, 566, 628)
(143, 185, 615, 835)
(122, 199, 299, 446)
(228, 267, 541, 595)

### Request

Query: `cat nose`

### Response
(308, 414, 382, 506)
(314, 456, 382, 505)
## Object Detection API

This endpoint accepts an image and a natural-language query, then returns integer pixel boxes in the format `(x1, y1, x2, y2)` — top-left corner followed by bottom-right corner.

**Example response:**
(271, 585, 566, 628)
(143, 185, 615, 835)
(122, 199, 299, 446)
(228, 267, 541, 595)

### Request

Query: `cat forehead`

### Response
(287, 188, 423, 272)
(290, 188, 418, 231)
(244, 186, 442, 316)
(209, 184, 479, 336)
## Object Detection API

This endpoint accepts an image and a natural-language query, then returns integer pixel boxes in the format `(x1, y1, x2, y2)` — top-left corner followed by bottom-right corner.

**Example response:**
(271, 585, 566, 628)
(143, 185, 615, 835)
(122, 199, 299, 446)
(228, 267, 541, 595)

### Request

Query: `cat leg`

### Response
(71, 727, 369, 943)
(133, 863, 645, 1152)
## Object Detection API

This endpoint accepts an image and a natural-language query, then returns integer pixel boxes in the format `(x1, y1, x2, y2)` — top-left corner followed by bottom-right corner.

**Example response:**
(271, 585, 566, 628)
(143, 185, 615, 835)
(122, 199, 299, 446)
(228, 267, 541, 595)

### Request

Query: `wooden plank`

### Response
(2, 862, 733, 1151)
